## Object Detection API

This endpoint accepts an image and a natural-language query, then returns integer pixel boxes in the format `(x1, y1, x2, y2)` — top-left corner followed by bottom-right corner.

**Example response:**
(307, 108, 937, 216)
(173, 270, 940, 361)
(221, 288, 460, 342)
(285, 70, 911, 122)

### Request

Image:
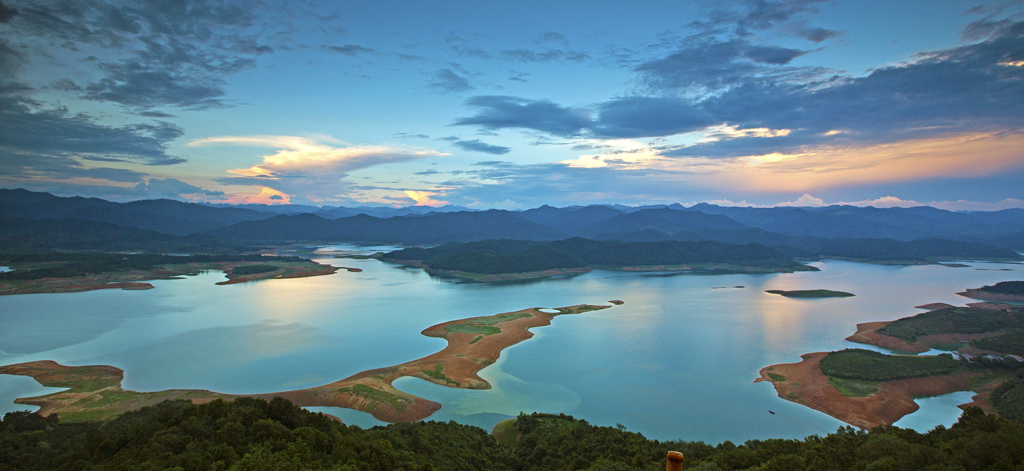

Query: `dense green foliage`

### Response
(3, 399, 1024, 471)
(976, 281, 1024, 295)
(877, 306, 1024, 342)
(990, 371, 1024, 425)
(819, 349, 965, 381)
(0, 253, 306, 280)
(0, 398, 509, 471)
(230, 265, 280, 276)
(972, 330, 1024, 356)
(385, 238, 804, 275)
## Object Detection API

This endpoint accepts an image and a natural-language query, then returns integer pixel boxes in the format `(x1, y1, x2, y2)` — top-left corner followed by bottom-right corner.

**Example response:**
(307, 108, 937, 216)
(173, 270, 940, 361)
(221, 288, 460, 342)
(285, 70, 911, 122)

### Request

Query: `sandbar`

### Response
(0, 302, 616, 423)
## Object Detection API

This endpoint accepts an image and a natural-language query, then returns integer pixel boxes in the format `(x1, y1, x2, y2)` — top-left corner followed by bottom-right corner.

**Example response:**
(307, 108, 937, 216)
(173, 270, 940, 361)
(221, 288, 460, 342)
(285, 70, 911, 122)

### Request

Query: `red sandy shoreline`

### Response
(756, 353, 988, 430)
(0, 303, 616, 423)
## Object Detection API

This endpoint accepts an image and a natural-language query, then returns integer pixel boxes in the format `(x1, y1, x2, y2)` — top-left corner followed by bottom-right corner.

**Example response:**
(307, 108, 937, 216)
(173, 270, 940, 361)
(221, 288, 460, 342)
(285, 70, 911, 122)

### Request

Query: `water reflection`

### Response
(0, 257, 1019, 442)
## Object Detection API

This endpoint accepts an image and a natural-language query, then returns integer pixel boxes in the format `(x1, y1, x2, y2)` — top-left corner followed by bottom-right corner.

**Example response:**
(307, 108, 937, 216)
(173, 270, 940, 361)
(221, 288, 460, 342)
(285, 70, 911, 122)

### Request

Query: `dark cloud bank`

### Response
(455, 19, 1024, 158)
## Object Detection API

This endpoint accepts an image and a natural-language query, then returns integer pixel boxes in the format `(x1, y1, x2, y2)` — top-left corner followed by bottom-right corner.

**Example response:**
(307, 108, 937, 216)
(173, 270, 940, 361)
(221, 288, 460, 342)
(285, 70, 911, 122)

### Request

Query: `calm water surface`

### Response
(1, 249, 1020, 443)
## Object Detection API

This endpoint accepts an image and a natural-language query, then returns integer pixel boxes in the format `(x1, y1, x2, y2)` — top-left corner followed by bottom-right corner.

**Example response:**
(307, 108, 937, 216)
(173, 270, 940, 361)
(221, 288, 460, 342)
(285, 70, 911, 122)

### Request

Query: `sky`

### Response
(1, 0, 1023, 210)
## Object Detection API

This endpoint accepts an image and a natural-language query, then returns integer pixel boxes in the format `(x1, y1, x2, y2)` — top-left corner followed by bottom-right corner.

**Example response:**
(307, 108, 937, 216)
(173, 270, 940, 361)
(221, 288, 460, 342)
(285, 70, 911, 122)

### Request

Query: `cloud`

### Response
(5, 0, 274, 109)
(453, 139, 511, 155)
(634, 38, 808, 93)
(693, 0, 831, 38)
(404, 190, 449, 207)
(799, 26, 839, 43)
(457, 19, 1024, 162)
(191, 135, 445, 203)
(592, 97, 713, 138)
(539, 31, 566, 43)
(704, 195, 1024, 211)
(775, 193, 825, 207)
(132, 178, 224, 200)
(324, 44, 376, 57)
(833, 196, 924, 208)
(0, 94, 185, 165)
(453, 96, 592, 137)
(508, 70, 529, 82)
(500, 48, 589, 63)
(928, 198, 1024, 212)
(428, 68, 473, 93)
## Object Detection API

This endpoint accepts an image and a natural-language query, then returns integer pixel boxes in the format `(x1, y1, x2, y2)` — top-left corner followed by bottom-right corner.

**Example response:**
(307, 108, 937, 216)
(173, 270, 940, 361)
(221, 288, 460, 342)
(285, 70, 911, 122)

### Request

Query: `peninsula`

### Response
(958, 280, 1024, 303)
(0, 303, 616, 422)
(0, 253, 339, 295)
(757, 294, 1024, 429)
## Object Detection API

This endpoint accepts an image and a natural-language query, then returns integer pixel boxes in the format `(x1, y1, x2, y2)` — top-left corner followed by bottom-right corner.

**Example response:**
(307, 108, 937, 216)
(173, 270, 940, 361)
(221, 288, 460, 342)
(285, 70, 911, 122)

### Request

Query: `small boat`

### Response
(768, 410, 776, 415)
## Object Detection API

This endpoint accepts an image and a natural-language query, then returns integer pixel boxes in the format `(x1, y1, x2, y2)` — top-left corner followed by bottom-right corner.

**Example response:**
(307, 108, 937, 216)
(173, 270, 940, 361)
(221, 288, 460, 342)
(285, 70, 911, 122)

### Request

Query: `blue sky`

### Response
(1, 0, 1023, 210)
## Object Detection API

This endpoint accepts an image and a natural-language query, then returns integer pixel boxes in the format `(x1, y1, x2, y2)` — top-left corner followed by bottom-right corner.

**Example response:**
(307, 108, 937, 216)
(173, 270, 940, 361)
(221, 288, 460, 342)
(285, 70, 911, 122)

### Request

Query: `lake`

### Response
(1, 248, 1020, 443)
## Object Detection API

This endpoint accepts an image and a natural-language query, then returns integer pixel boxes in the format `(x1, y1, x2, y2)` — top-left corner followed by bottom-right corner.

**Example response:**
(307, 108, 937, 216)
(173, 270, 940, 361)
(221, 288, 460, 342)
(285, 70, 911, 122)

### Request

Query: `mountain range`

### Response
(1, 189, 1022, 261)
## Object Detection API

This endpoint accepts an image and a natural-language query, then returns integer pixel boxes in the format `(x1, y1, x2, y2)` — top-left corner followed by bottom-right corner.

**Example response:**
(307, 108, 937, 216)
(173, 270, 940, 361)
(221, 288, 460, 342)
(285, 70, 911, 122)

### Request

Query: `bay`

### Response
(0, 247, 1020, 443)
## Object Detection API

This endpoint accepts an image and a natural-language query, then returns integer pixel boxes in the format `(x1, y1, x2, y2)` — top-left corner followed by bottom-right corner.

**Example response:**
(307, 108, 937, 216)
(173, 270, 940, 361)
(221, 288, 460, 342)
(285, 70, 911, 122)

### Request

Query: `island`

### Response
(0, 253, 340, 295)
(383, 238, 816, 282)
(757, 293, 1024, 429)
(765, 289, 855, 298)
(0, 302, 616, 423)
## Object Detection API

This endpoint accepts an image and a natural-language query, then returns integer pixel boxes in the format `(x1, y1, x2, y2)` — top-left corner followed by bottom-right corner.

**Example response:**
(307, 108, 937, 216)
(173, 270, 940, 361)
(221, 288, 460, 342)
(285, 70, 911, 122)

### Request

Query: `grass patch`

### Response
(444, 324, 500, 335)
(828, 377, 879, 397)
(229, 264, 279, 275)
(469, 335, 484, 344)
(421, 364, 457, 385)
(56, 409, 121, 422)
(469, 312, 531, 325)
(338, 384, 411, 412)
(492, 419, 519, 447)
(557, 305, 607, 314)
(767, 372, 787, 382)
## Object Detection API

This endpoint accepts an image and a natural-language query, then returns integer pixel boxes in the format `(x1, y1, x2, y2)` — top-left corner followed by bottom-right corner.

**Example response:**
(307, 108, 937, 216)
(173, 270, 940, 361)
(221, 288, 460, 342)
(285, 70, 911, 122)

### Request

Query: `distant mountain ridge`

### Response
(1, 189, 1023, 254)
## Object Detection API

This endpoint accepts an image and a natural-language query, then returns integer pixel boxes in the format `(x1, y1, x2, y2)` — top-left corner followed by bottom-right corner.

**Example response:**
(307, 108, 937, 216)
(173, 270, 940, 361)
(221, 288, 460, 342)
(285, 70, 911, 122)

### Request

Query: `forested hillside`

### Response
(2, 398, 1022, 471)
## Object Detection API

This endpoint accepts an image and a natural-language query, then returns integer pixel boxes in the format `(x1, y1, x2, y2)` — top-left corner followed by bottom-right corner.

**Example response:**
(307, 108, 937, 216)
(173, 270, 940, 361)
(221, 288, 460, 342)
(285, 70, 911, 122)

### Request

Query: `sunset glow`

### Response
(1, 0, 1021, 208)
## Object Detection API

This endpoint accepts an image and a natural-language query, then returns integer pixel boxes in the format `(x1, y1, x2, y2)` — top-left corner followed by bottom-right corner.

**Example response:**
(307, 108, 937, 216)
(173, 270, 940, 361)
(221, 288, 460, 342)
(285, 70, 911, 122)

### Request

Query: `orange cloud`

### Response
(224, 186, 291, 205)
(713, 131, 1024, 192)
(404, 190, 450, 207)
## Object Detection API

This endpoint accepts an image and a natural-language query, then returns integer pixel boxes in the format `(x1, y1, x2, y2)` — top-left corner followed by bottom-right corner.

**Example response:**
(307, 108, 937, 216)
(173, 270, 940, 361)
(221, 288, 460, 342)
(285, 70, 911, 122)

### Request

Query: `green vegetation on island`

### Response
(975, 281, 1024, 295)
(0, 252, 339, 295)
(3, 398, 1024, 471)
(228, 264, 279, 275)
(876, 306, 1024, 342)
(765, 289, 855, 298)
(0, 253, 312, 280)
(384, 238, 813, 279)
(819, 349, 968, 381)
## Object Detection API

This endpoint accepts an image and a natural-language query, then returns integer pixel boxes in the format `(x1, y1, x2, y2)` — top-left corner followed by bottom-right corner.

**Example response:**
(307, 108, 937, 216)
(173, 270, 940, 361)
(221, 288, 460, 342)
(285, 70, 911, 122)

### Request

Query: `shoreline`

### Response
(756, 353, 993, 430)
(760, 301, 1018, 429)
(0, 303, 616, 423)
(958, 290, 1024, 303)
(0, 260, 340, 295)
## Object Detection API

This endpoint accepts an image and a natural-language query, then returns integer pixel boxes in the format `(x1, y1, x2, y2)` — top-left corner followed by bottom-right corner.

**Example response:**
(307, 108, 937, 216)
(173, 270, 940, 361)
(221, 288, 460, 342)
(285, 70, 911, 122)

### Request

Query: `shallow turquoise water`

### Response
(1, 249, 1020, 442)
